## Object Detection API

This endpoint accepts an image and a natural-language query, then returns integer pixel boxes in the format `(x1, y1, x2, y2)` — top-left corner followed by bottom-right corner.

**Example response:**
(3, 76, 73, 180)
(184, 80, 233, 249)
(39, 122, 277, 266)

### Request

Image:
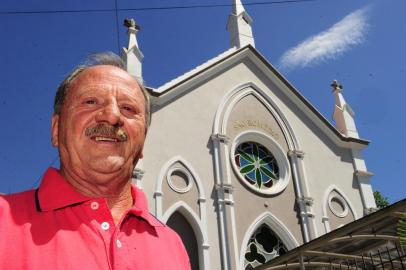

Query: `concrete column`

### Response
(211, 133, 239, 270)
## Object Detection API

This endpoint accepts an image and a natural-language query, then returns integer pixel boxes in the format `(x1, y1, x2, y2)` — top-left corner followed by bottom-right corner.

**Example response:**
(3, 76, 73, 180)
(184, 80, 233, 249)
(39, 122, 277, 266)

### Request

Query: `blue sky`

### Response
(0, 0, 405, 203)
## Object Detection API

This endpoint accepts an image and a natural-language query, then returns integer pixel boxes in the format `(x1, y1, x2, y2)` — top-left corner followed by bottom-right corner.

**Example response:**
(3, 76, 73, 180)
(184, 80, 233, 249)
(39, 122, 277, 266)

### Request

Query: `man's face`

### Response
(51, 65, 147, 180)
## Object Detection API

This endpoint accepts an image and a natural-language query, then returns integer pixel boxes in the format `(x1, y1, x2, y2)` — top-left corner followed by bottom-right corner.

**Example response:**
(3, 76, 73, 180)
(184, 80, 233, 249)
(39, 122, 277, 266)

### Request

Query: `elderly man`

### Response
(0, 53, 190, 269)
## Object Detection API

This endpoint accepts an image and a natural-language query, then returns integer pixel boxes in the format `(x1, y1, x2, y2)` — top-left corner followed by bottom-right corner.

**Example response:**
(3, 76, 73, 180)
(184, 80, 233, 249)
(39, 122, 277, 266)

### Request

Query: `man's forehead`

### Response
(74, 65, 136, 84)
(67, 65, 143, 98)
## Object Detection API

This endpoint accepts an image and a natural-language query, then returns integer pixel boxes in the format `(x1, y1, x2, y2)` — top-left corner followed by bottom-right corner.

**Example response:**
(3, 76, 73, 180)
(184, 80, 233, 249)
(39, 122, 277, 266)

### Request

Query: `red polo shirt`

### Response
(0, 168, 190, 270)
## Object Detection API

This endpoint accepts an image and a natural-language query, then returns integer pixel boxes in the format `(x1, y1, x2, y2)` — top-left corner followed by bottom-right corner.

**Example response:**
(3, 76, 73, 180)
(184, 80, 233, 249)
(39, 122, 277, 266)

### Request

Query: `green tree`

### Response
(398, 213, 406, 248)
(373, 191, 390, 209)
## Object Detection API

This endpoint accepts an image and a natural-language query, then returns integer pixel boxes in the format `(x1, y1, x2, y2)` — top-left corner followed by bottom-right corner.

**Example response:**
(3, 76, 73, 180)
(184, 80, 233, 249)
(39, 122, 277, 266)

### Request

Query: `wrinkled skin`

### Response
(51, 65, 147, 222)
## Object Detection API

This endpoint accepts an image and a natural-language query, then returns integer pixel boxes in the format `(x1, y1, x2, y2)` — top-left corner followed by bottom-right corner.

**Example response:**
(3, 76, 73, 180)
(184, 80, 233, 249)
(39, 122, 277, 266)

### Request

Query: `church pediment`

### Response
(148, 45, 369, 149)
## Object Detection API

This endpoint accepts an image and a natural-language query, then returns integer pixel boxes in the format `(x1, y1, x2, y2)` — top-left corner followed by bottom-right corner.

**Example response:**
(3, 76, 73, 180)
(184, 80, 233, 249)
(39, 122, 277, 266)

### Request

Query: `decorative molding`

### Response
(211, 133, 230, 144)
(213, 82, 300, 150)
(154, 156, 207, 221)
(162, 201, 211, 270)
(211, 82, 311, 267)
(215, 183, 234, 193)
(150, 46, 369, 148)
(153, 191, 163, 197)
(239, 211, 299, 269)
(302, 212, 315, 218)
(354, 170, 374, 177)
(297, 196, 314, 206)
(328, 192, 349, 218)
(224, 199, 235, 205)
(155, 155, 207, 199)
(166, 167, 193, 194)
(230, 130, 291, 195)
(322, 185, 358, 220)
(364, 207, 379, 215)
(288, 150, 305, 159)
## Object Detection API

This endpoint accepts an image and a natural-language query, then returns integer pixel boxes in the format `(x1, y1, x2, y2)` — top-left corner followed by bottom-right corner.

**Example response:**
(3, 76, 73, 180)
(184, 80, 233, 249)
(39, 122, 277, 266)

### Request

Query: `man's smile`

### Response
(85, 123, 128, 142)
(93, 136, 120, 142)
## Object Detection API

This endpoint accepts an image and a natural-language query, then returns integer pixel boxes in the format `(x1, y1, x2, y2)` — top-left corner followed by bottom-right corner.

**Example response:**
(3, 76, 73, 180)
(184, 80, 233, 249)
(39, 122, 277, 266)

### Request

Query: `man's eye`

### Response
(122, 106, 134, 112)
(84, 99, 97, 105)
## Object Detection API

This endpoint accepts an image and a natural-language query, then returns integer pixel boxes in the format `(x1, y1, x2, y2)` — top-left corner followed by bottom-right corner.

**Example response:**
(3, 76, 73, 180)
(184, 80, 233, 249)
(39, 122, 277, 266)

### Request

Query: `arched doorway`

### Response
(167, 211, 199, 270)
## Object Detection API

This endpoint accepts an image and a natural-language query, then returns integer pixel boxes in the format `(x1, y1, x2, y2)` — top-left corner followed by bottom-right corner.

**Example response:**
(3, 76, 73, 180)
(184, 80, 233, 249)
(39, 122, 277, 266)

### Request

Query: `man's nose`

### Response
(95, 102, 123, 126)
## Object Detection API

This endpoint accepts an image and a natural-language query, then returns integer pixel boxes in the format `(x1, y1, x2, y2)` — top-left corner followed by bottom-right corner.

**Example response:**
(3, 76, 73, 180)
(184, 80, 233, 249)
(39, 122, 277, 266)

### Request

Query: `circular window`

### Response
(166, 167, 193, 194)
(231, 131, 290, 195)
(328, 193, 349, 218)
(235, 142, 279, 189)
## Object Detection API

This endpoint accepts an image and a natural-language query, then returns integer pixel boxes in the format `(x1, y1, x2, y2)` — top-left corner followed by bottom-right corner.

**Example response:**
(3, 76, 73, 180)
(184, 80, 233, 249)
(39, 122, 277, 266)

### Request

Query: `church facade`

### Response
(123, 1, 376, 269)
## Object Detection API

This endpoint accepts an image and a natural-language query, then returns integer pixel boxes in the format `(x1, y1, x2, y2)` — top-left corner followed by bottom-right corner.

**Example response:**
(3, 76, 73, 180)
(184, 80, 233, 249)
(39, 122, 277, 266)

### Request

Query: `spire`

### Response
(232, 0, 245, 15)
(227, 0, 255, 49)
(331, 80, 359, 138)
(122, 18, 144, 83)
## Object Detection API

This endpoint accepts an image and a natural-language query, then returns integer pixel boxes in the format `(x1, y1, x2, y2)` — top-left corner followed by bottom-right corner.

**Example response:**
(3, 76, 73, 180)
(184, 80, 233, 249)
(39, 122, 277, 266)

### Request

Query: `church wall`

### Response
(240, 60, 365, 235)
(161, 172, 200, 218)
(224, 93, 303, 246)
(326, 189, 356, 230)
(142, 66, 243, 268)
(141, 57, 366, 268)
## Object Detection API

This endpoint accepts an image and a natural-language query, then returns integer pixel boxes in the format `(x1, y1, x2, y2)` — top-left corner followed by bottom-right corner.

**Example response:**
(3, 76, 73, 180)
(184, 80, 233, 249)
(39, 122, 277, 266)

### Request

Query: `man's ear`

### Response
(51, 114, 59, 147)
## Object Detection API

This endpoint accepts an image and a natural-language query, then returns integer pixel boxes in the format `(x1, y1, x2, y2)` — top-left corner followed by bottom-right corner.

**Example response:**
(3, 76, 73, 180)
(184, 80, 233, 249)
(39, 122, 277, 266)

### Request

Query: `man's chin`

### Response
(88, 156, 127, 174)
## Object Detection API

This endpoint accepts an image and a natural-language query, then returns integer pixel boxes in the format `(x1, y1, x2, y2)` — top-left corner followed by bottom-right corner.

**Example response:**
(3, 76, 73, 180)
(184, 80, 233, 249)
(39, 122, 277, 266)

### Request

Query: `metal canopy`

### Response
(257, 199, 406, 270)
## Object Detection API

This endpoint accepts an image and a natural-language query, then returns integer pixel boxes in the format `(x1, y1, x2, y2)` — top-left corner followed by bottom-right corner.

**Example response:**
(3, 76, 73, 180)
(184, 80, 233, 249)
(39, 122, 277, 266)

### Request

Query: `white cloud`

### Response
(279, 7, 369, 70)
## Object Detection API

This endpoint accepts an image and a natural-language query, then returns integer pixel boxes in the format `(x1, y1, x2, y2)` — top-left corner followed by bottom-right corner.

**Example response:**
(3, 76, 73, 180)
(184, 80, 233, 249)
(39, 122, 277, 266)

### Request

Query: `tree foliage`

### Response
(399, 213, 406, 248)
(373, 191, 390, 209)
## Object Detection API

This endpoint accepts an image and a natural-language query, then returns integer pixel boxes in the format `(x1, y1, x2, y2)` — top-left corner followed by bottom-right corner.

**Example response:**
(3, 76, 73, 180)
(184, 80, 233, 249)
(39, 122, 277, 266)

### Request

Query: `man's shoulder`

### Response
(142, 213, 191, 269)
(0, 189, 36, 215)
(145, 212, 184, 242)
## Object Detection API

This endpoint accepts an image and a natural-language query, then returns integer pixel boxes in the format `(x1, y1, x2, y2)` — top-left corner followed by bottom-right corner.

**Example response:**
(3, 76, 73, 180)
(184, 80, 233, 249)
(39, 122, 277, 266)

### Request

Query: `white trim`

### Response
(351, 149, 376, 211)
(211, 138, 230, 270)
(152, 47, 368, 150)
(213, 82, 300, 150)
(322, 185, 358, 233)
(212, 82, 313, 265)
(328, 193, 349, 218)
(230, 131, 291, 195)
(155, 155, 206, 198)
(154, 48, 237, 94)
(162, 201, 209, 246)
(163, 201, 210, 270)
(166, 167, 193, 194)
(154, 155, 207, 219)
(239, 211, 299, 270)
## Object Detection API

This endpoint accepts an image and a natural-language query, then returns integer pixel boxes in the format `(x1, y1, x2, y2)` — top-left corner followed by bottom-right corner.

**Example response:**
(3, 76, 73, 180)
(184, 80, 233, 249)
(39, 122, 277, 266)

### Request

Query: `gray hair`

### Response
(54, 52, 151, 126)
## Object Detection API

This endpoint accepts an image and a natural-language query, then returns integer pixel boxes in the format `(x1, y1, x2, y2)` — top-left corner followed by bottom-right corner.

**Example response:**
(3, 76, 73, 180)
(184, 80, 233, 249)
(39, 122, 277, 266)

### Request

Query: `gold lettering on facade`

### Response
(233, 119, 280, 140)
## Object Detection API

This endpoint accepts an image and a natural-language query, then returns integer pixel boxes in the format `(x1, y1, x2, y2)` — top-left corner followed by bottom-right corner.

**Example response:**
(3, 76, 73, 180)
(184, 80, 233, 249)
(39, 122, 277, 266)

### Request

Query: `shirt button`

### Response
(90, 201, 99, 210)
(116, 239, 122, 248)
(101, 222, 110, 231)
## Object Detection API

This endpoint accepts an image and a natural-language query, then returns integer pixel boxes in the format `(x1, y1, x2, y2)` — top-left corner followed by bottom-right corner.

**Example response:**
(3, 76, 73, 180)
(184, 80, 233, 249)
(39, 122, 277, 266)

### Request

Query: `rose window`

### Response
(234, 141, 279, 190)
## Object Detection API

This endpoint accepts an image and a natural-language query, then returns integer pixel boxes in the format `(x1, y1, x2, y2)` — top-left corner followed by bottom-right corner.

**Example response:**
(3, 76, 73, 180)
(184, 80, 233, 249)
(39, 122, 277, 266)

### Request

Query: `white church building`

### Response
(122, 1, 376, 269)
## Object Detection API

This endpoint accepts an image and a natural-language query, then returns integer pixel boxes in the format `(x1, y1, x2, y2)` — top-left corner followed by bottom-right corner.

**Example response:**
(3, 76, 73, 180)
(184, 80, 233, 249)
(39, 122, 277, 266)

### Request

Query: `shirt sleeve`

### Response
(174, 232, 192, 270)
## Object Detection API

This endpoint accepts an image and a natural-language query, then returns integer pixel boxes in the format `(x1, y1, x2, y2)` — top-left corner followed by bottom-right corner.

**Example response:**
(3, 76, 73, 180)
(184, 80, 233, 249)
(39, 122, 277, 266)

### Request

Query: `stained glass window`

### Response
(244, 225, 287, 269)
(234, 141, 279, 190)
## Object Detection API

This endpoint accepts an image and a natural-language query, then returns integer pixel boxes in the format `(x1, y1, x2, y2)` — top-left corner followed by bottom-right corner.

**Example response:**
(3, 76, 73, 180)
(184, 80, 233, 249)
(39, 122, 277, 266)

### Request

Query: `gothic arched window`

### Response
(244, 224, 287, 269)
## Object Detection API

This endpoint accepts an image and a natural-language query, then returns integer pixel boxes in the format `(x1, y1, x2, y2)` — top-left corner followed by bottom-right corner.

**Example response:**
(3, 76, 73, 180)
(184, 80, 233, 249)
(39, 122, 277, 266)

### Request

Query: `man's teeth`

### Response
(94, 137, 118, 142)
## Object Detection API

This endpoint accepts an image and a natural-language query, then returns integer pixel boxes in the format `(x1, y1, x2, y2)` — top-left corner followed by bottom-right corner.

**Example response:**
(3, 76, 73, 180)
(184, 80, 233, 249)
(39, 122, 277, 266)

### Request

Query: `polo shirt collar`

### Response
(37, 167, 90, 211)
(36, 167, 163, 227)
(128, 186, 164, 227)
